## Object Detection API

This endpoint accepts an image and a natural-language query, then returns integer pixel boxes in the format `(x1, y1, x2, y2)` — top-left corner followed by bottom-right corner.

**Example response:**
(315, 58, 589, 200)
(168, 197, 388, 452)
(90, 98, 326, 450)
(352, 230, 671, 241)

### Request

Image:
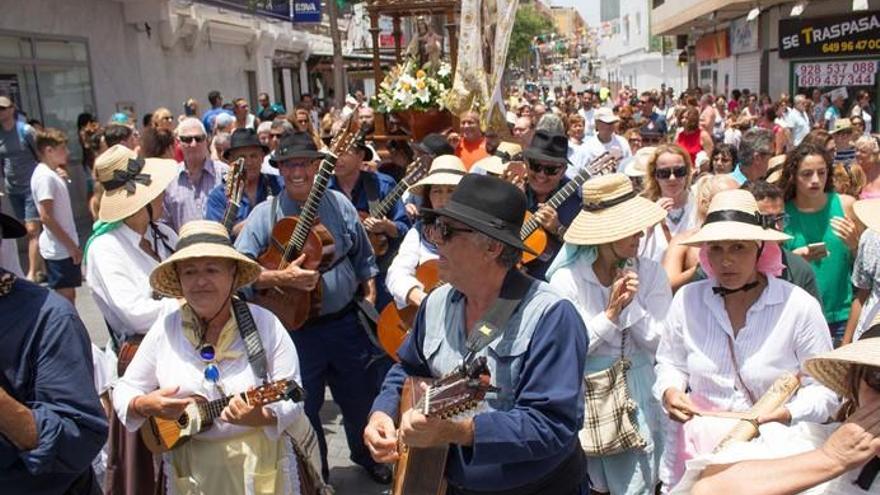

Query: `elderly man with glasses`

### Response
(731, 127, 774, 186)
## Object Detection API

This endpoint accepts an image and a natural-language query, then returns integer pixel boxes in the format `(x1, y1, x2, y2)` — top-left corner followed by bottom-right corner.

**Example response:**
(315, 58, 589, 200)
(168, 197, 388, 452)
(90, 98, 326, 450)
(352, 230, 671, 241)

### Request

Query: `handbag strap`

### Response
(232, 297, 270, 383)
(725, 333, 757, 405)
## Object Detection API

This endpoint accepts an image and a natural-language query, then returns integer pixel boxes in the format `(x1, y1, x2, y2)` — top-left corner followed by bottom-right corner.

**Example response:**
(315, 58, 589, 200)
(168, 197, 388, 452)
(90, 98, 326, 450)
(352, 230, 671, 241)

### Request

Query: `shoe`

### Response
(364, 463, 392, 484)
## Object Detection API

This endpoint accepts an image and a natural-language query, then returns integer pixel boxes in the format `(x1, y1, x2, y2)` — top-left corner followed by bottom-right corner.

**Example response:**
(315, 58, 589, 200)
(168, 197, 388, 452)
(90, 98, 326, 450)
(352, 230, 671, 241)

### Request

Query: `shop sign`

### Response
(794, 60, 878, 87)
(730, 17, 758, 54)
(293, 0, 321, 23)
(779, 12, 880, 58)
(695, 31, 730, 61)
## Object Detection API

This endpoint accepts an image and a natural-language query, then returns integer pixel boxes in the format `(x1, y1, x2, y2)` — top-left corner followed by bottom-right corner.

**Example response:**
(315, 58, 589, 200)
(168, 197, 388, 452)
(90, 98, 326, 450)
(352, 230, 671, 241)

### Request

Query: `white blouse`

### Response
(385, 227, 438, 309)
(654, 277, 838, 422)
(639, 196, 697, 264)
(86, 223, 178, 338)
(112, 302, 303, 442)
(670, 421, 872, 495)
(549, 256, 672, 358)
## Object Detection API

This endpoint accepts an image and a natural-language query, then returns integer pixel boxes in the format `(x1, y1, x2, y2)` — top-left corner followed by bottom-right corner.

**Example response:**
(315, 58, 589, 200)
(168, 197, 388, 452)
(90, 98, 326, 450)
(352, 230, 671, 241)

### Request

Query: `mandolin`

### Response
(521, 153, 619, 263)
(376, 259, 441, 361)
(253, 112, 362, 330)
(139, 378, 306, 454)
(361, 154, 432, 257)
(221, 157, 246, 234)
(392, 357, 495, 495)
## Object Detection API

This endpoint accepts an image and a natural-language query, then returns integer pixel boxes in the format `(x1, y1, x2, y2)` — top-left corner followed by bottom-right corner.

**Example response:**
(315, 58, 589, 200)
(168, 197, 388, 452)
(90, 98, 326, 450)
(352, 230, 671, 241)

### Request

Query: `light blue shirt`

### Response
(730, 164, 748, 185)
(234, 189, 378, 315)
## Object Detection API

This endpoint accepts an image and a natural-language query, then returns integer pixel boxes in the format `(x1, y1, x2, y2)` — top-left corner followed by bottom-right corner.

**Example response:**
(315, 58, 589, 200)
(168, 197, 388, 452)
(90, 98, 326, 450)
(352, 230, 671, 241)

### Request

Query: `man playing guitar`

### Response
(364, 174, 589, 495)
(235, 131, 392, 484)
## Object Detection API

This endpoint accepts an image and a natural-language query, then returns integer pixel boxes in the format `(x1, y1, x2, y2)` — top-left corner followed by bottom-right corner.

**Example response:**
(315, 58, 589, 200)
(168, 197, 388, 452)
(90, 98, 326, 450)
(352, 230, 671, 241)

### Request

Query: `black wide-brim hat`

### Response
(0, 211, 26, 239)
(421, 174, 538, 255)
(412, 133, 455, 157)
(270, 131, 324, 166)
(523, 129, 570, 165)
(224, 128, 269, 160)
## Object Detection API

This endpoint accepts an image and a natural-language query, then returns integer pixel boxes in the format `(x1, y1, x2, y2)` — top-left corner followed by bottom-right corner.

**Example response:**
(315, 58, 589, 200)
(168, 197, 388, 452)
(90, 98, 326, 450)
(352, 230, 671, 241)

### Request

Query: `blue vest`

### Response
(419, 281, 563, 411)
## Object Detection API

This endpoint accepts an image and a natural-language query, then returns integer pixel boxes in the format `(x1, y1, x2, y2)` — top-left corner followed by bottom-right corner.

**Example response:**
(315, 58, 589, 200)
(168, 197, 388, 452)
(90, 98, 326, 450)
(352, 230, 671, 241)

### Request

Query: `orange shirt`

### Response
(455, 137, 489, 171)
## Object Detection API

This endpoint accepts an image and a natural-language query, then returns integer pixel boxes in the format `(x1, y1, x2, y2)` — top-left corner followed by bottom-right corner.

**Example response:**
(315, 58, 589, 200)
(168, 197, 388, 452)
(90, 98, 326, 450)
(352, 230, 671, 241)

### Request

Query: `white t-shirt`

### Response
(30, 163, 78, 260)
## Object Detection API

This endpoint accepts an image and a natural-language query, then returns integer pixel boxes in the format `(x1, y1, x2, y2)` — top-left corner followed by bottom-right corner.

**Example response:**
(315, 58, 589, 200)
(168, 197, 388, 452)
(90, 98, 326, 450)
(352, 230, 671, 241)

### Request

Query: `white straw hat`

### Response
(407, 155, 467, 196)
(680, 189, 791, 245)
(95, 145, 177, 222)
(564, 173, 667, 245)
(473, 155, 507, 176)
(805, 325, 880, 399)
(624, 146, 656, 178)
(150, 220, 262, 298)
(853, 198, 880, 232)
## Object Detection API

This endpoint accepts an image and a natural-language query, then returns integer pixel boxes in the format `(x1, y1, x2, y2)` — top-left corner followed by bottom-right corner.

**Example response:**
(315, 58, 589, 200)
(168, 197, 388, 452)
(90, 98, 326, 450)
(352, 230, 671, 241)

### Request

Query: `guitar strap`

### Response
(231, 297, 270, 383)
(362, 173, 381, 217)
(462, 269, 535, 365)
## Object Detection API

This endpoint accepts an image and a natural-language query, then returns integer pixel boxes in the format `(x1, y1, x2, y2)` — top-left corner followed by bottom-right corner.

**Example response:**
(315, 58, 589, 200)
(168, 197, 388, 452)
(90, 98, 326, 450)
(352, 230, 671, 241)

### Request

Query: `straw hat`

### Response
(496, 141, 523, 161)
(830, 118, 854, 134)
(624, 146, 656, 178)
(407, 155, 466, 196)
(564, 173, 667, 245)
(765, 154, 787, 184)
(150, 220, 262, 298)
(474, 155, 507, 176)
(681, 189, 791, 245)
(853, 198, 880, 232)
(94, 145, 177, 223)
(804, 325, 880, 399)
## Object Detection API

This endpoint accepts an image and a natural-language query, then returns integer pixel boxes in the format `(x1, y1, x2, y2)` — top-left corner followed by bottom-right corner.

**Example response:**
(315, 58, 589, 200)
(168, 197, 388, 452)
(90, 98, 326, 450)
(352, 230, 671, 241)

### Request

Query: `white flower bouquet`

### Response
(372, 59, 453, 113)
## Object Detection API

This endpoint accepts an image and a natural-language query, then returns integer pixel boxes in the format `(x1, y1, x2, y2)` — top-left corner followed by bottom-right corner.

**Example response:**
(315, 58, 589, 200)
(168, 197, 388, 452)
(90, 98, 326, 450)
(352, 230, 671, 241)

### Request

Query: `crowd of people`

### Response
(1, 80, 879, 495)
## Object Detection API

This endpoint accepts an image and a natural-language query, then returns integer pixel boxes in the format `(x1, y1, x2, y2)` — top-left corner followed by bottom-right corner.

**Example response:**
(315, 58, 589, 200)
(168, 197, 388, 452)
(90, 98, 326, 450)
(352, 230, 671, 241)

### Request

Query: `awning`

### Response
(651, 0, 790, 36)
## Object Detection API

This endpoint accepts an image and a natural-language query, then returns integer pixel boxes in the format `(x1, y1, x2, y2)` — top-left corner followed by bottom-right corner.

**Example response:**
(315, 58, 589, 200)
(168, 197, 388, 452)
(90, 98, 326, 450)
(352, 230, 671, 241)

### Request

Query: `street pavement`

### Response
(74, 286, 388, 495)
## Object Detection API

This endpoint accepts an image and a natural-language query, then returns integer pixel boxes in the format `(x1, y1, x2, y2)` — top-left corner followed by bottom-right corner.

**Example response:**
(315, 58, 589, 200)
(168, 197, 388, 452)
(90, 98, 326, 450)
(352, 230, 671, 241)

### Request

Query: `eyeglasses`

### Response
(654, 166, 688, 180)
(428, 220, 474, 243)
(528, 161, 563, 175)
(179, 135, 206, 144)
(862, 366, 880, 393)
(765, 213, 790, 230)
(269, 133, 284, 140)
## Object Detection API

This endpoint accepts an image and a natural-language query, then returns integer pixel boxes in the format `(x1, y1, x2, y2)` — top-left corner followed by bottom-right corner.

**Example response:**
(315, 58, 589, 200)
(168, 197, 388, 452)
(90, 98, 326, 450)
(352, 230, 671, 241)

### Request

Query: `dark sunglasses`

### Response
(198, 344, 221, 383)
(528, 161, 563, 175)
(654, 166, 688, 180)
(429, 220, 474, 243)
(179, 135, 206, 144)
(765, 213, 790, 230)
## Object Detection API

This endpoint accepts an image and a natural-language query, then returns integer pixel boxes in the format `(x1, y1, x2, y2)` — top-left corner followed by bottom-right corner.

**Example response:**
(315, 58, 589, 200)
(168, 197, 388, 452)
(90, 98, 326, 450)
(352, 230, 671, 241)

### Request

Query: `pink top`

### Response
(676, 129, 702, 165)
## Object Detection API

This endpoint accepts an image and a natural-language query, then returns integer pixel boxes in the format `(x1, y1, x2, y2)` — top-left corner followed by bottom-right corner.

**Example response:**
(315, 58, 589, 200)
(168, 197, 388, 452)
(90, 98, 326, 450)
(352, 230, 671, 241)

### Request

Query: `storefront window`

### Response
(34, 39, 88, 62)
(36, 65, 95, 153)
(0, 35, 32, 59)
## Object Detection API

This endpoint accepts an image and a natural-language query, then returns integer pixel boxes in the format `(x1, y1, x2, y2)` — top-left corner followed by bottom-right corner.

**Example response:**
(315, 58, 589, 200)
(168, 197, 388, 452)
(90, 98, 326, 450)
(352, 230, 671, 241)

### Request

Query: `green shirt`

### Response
(784, 193, 853, 323)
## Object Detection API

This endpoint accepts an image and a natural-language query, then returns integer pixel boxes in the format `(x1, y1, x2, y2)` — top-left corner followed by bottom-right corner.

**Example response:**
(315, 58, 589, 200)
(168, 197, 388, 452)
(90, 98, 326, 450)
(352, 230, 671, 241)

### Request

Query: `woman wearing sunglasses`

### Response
(112, 220, 306, 494)
(655, 189, 839, 490)
(672, 321, 880, 495)
(639, 143, 698, 264)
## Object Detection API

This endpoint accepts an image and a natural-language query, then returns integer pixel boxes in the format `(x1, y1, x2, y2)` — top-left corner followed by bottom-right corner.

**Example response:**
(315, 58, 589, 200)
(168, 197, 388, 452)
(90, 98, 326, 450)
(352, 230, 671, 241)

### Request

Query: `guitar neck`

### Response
(372, 176, 409, 219)
(285, 156, 336, 261)
(222, 202, 239, 235)
(198, 394, 237, 423)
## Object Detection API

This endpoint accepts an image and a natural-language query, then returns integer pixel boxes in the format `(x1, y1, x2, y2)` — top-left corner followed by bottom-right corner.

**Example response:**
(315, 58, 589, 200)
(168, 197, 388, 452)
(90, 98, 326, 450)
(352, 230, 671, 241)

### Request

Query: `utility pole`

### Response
(327, 0, 345, 107)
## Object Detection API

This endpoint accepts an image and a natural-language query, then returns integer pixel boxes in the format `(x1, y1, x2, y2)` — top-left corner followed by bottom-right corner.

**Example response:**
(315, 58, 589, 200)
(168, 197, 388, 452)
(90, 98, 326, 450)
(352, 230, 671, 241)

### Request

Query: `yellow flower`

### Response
(416, 70, 427, 79)
(401, 83, 411, 92)
(416, 80, 426, 90)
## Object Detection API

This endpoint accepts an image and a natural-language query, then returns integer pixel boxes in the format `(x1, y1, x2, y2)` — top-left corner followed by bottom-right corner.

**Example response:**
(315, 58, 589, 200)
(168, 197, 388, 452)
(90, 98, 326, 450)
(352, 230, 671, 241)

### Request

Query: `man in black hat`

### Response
(204, 128, 282, 236)
(0, 210, 109, 494)
(522, 130, 582, 281)
(365, 174, 589, 494)
(234, 131, 391, 484)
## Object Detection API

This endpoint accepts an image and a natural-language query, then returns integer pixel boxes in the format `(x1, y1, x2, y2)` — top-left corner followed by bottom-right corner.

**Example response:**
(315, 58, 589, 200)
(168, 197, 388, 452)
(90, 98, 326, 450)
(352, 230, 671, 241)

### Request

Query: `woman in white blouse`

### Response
(654, 189, 839, 490)
(112, 220, 304, 494)
(549, 173, 670, 495)
(385, 154, 465, 308)
(675, 322, 880, 495)
(639, 144, 698, 264)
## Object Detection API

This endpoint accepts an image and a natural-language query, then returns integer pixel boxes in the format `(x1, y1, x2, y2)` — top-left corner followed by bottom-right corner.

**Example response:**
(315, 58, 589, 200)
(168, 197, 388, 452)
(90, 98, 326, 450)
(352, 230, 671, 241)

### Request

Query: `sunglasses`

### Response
(764, 213, 790, 230)
(654, 166, 688, 180)
(179, 135, 206, 144)
(429, 220, 474, 243)
(198, 344, 221, 383)
(528, 161, 563, 175)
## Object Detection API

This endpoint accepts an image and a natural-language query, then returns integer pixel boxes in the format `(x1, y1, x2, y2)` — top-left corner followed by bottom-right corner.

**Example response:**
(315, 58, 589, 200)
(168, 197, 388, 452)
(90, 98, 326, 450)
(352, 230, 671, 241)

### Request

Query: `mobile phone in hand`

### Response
(807, 242, 828, 258)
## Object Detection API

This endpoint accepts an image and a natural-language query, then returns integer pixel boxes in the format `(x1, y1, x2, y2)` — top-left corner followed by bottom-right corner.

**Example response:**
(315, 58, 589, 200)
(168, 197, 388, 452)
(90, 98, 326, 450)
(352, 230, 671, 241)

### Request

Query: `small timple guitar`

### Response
(392, 357, 495, 495)
(221, 157, 246, 234)
(139, 378, 306, 454)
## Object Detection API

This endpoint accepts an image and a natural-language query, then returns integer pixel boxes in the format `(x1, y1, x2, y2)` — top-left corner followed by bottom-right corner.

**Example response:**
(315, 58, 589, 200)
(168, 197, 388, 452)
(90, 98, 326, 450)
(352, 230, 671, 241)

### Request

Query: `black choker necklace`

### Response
(712, 280, 760, 297)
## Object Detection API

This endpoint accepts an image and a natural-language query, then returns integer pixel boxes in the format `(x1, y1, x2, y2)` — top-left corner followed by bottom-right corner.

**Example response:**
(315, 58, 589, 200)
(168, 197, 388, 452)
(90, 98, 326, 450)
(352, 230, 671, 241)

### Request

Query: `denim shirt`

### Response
(234, 189, 379, 314)
(203, 173, 283, 229)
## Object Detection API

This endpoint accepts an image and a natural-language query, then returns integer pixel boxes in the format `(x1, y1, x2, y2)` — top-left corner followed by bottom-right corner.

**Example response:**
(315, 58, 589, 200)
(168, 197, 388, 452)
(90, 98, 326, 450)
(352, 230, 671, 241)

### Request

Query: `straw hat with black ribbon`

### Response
(680, 189, 791, 246)
(407, 155, 467, 196)
(563, 173, 667, 246)
(150, 220, 262, 298)
(94, 145, 177, 223)
(805, 322, 880, 400)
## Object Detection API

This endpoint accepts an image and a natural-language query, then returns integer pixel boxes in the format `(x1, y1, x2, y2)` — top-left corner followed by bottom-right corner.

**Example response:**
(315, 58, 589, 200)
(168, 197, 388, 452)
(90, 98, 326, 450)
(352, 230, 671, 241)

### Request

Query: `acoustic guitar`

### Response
(361, 154, 432, 257)
(521, 153, 619, 263)
(140, 378, 305, 454)
(376, 259, 441, 361)
(221, 157, 246, 234)
(392, 357, 495, 495)
(253, 113, 363, 330)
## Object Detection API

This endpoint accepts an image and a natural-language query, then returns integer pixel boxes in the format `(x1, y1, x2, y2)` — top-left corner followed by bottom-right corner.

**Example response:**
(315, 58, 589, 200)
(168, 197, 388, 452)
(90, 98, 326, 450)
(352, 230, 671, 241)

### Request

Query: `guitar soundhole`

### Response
(177, 412, 189, 427)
